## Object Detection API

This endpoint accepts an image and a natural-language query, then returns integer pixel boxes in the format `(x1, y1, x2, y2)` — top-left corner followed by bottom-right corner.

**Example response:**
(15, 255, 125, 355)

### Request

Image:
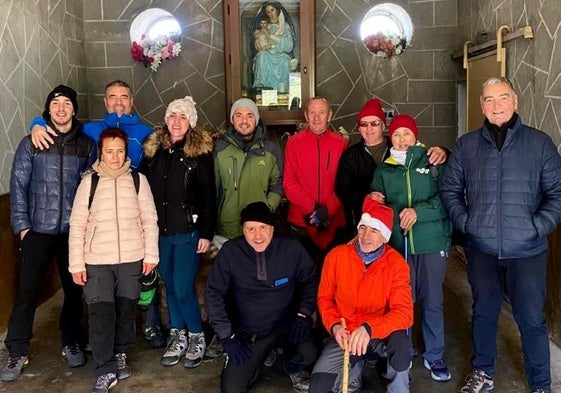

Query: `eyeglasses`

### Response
(359, 120, 383, 128)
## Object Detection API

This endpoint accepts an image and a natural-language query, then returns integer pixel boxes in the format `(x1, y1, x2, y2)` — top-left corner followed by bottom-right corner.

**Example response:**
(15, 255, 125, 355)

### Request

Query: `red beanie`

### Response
(358, 198, 394, 242)
(389, 114, 418, 140)
(357, 98, 386, 125)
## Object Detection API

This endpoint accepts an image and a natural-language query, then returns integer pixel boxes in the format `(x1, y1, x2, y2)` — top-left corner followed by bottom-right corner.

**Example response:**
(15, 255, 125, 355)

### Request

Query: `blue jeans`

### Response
(408, 251, 448, 362)
(158, 231, 202, 333)
(466, 247, 550, 391)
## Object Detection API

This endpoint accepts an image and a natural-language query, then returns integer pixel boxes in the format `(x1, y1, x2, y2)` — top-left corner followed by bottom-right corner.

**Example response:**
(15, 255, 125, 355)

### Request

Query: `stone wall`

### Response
(316, 0, 461, 148)
(83, 0, 227, 132)
(0, 0, 86, 194)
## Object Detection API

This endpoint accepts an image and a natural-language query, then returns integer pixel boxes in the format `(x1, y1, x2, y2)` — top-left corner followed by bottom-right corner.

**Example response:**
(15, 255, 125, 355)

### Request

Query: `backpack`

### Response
(88, 171, 140, 209)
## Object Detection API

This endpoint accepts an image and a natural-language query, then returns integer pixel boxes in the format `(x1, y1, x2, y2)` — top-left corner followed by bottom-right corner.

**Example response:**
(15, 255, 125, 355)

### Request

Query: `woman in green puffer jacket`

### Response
(370, 114, 452, 383)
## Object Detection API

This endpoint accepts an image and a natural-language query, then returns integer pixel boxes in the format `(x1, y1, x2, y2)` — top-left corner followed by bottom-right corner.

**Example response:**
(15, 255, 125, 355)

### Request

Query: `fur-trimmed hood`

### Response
(143, 125, 214, 159)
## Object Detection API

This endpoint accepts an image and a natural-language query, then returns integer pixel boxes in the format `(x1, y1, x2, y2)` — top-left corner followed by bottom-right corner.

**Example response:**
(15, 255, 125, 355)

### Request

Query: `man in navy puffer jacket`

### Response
(3, 85, 96, 382)
(440, 77, 561, 393)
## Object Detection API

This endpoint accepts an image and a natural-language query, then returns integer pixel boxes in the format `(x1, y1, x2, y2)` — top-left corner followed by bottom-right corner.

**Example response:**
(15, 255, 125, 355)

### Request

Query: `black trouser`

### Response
(84, 262, 142, 376)
(221, 329, 317, 393)
(5, 231, 83, 356)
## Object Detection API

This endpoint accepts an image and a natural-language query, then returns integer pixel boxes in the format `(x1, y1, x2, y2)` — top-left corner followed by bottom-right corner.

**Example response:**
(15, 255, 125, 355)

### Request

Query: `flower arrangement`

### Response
(362, 32, 408, 58)
(131, 34, 181, 72)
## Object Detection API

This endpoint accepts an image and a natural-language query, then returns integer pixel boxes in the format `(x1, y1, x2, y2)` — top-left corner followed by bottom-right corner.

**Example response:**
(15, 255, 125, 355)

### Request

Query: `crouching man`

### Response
(310, 198, 413, 393)
(206, 201, 319, 393)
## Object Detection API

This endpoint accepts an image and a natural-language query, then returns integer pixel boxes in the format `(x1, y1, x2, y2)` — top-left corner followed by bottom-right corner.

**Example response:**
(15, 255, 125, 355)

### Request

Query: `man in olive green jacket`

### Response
(212, 98, 284, 246)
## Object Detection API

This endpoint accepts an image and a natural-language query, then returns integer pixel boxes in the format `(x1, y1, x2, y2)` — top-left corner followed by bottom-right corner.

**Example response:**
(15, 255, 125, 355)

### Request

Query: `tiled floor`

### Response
(1, 246, 560, 392)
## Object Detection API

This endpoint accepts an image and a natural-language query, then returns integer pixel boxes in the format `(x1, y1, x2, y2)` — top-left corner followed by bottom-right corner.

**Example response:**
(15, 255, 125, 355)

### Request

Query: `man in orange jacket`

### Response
(309, 198, 413, 393)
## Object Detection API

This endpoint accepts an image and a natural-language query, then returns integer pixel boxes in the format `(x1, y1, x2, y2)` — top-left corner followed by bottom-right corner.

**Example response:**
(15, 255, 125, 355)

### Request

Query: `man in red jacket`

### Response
(310, 198, 413, 393)
(283, 97, 348, 266)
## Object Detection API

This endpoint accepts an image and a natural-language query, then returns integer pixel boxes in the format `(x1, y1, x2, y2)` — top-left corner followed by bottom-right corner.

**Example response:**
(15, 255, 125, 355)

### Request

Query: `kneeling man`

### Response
(310, 198, 413, 393)
(206, 201, 319, 393)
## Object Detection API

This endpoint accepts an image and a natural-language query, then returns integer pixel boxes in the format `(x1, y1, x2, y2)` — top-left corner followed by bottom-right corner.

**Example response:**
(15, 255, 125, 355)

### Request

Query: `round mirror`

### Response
(130, 8, 182, 71)
(360, 3, 412, 58)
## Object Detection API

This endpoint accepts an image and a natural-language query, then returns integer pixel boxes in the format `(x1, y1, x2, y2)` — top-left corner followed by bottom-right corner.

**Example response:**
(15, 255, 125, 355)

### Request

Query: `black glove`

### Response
(289, 313, 313, 344)
(220, 334, 252, 366)
(311, 205, 328, 224)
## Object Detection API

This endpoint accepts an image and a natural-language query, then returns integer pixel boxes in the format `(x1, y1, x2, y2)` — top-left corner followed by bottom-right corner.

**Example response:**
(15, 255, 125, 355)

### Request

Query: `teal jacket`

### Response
(213, 121, 283, 239)
(371, 145, 450, 255)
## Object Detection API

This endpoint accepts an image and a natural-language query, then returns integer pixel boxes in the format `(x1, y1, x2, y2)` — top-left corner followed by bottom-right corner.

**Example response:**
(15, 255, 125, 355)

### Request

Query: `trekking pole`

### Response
(402, 229, 412, 340)
(341, 318, 349, 393)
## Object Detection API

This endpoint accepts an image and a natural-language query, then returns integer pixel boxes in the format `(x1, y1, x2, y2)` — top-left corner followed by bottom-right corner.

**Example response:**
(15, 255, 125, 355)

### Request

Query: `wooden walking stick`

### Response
(341, 318, 349, 393)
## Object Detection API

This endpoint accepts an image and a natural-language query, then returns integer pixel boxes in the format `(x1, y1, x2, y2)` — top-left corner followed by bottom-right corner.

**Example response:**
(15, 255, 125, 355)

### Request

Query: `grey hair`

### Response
(480, 77, 515, 96)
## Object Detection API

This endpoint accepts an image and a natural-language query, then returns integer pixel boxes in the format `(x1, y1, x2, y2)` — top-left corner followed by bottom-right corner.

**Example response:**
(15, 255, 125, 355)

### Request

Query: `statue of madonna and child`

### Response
(251, 2, 297, 94)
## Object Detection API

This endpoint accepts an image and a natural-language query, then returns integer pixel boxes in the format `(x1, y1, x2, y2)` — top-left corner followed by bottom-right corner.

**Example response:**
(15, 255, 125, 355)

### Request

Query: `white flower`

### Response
(151, 54, 162, 71)
(172, 43, 181, 57)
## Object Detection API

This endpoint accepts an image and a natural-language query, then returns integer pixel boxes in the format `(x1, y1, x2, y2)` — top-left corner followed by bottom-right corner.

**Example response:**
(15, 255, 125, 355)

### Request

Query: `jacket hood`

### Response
(143, 125, 214, 159)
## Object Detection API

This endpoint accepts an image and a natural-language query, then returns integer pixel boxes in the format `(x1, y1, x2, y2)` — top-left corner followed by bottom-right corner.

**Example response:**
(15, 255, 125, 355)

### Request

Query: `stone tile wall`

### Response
(82, 0, 226, 133)
(316, 0, 461, 149)
(0, 0, 85, 194)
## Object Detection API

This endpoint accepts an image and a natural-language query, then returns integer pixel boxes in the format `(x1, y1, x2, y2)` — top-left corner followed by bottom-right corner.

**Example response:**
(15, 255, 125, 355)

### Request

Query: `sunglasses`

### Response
(359, 120, 383, 128)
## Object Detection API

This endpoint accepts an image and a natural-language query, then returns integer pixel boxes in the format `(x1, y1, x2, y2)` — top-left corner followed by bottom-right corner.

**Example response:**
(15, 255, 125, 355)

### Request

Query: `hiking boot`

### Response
(161, 328, 187, 366)
(204, 334, 224, 359)
(532, 389, 551, 393)
(1, 356, 29, 382)
(289, 370, 311, 393)
(62, 344, 86, 367)
(184, 332, 206, 368)
(115, 352, 131, 380)
(459, 370, 494, 393)
(91, 372, 117, 393)
(263, 347, 277, 367)
(424, 358, 451, 382)
(143, 326, 165, 349)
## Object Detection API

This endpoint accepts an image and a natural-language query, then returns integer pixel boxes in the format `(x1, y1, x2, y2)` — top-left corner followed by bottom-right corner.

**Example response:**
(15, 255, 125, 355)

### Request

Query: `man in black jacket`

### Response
(206, 201, 318, 393)
(3, 85, 96, 382)
(335, 98, 448, 240)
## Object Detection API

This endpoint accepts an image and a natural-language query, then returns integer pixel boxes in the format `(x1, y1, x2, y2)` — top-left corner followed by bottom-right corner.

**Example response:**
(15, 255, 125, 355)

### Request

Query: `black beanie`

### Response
(240, 201, 276, 226)
(43, 85, 78, 120)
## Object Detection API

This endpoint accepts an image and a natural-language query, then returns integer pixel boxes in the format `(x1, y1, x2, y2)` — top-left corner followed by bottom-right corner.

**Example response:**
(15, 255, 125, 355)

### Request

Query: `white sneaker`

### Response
(184, 332, 206, 368)
(161, 329, 187, 366)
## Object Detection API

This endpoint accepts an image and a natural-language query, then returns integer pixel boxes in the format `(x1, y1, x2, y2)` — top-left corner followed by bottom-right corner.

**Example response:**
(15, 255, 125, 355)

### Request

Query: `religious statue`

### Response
(251, 2, 295, 93)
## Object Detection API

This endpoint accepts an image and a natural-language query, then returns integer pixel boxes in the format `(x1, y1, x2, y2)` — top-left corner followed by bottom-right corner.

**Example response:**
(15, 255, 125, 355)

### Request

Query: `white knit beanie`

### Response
(229, 98, 260, 124)
(165, 96, 198, 129)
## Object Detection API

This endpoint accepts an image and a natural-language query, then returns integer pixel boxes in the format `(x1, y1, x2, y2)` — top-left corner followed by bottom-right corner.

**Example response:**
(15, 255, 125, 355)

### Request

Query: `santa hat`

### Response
(388, 114, 418, 140)
(357, 98, 386, 125)
(358, 198, 394, 242)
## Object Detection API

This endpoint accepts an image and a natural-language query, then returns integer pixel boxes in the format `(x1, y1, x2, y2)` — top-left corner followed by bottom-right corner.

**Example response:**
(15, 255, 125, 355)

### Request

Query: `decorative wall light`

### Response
(360, 3, 413, 58)
(130, 8, 182, 71)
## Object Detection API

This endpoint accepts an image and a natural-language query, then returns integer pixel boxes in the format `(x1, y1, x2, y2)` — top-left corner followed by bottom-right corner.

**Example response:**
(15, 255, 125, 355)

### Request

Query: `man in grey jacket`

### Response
(440, 77, 561, 393)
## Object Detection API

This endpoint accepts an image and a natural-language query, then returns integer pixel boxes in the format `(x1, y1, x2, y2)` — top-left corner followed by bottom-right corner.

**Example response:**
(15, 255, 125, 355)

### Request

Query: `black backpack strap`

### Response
(88, 172, 139, 210)
(88, 172, 100, 210)
(132, 171, 140, 194)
